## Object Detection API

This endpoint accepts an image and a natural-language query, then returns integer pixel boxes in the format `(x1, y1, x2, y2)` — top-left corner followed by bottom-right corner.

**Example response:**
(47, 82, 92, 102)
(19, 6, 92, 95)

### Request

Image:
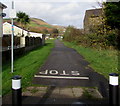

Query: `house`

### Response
(84, 8, 102, 34)
(3, 22, 29, 37)
(29, 32, 42, 38)
(29, 32, 45, 45)
(3, 22, 29, 47)
(3, 22, 45, 46)
(0, 2, 7, 37)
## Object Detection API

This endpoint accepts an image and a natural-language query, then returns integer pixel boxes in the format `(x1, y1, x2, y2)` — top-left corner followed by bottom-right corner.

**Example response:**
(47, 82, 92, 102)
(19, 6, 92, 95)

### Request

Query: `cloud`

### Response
(2, 1, 101, 28)
(15, 2, 52, 16)
(62, 14, 81, 21)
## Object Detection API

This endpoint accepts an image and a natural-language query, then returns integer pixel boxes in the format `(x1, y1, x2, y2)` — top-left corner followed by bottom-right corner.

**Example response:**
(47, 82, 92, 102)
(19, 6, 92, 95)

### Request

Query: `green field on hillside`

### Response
(29, 21, 53, 28)
(39, 25, 54, 28)
(4, 18, 63, 33)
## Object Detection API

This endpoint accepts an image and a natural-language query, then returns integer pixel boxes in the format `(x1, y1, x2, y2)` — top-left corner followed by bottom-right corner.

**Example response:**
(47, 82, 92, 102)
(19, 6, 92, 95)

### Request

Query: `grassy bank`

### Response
(63, 41, 118, 80)
(2, 39, 55, 96)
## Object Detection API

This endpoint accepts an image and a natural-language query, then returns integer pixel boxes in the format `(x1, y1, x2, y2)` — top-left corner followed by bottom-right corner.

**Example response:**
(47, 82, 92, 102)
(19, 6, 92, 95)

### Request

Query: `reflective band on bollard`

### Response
(109, 73, 119, 106)
(12, 79, 21, 89)
(12, 75, 22, 106)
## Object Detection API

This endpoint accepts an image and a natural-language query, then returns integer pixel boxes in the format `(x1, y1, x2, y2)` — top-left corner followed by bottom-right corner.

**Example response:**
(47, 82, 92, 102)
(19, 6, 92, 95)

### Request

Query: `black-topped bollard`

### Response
(12, 75, 22, 106)
(109, 73, 119, 106)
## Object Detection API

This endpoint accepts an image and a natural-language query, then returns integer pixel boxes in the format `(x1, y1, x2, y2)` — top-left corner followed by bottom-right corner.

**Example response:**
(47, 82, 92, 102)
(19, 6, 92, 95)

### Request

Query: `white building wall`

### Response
(3, 22, 28, 37)
(29, 32, 45, 45)
(29, 32, 43, 38)
(20, 37, 25, 47)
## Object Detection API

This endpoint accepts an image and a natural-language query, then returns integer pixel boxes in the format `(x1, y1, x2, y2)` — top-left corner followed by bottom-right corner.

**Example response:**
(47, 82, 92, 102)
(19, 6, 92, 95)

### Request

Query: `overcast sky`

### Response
(1, 0, 106, 29)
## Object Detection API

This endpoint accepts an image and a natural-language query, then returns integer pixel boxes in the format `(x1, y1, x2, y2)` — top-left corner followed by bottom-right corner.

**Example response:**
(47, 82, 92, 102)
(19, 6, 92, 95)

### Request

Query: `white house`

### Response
(29, 32, 45, 45)
(3, 22, 45, 45)
(29, 32, 42, 38)
(3, 22, 29, 46)
(3, 22, 45, 38)
(0, 2, 7, 37)
(3, 22, 29, 37)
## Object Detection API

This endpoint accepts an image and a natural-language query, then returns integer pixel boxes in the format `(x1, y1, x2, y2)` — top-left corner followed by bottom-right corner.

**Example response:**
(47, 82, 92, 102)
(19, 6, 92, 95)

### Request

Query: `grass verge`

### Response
(2, 39, 55, 96)
(63, 41, 118, 81)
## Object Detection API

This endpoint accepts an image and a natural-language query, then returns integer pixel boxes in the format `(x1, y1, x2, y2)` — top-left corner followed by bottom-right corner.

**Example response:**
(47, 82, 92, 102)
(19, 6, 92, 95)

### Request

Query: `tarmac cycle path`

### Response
(33, 40, 109, 98)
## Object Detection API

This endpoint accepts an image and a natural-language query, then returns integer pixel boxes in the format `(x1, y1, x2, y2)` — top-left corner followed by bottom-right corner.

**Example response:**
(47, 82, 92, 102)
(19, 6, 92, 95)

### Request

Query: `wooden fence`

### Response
(1, 35, 43, 63)
(25, 36, 42, 47)
(2, 35, 20, 47)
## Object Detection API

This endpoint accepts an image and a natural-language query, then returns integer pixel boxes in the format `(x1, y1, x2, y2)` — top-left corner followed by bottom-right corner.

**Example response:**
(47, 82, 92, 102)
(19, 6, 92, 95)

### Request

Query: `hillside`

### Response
(3, 18, 65, 33)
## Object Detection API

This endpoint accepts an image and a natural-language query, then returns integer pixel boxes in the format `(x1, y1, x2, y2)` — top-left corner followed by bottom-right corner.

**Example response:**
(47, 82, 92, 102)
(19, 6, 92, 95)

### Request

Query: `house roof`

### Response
(84, 8, 102, 23)
(87, 8, 102, 16)
(0, 2, 7, 9)
(84, 8, 102, 19)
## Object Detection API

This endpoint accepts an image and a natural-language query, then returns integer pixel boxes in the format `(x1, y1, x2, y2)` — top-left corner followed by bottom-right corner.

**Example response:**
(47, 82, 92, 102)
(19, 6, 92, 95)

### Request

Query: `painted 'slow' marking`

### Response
(34, 75, 89, 80)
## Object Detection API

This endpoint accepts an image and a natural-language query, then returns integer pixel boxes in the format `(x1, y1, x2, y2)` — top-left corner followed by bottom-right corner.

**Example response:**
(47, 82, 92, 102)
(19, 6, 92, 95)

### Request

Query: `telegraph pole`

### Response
(11, 1, 14, 73)
(10, 1, 16, 73)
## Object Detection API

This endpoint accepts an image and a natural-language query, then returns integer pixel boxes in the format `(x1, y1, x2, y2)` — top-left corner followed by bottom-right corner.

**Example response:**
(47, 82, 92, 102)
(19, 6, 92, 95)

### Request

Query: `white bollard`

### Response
(12, 75, 22, 106)
(109, 73, 119, 106)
